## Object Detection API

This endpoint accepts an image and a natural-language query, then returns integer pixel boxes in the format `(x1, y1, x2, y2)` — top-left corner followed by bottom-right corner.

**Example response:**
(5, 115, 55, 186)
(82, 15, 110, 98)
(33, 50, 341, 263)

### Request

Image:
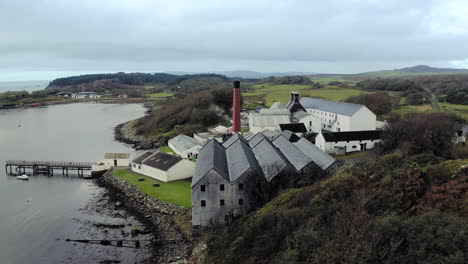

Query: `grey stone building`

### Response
(191, 131, 338, 227)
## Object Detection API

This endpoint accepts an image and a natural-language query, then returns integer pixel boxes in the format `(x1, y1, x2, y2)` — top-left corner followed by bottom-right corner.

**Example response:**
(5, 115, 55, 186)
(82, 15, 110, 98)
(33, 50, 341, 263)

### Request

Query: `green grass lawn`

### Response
(146, 92, 174, 98)
(160, 146, 175, 154)
(242, 84, 371, 107)
(113, 169, 192, 208)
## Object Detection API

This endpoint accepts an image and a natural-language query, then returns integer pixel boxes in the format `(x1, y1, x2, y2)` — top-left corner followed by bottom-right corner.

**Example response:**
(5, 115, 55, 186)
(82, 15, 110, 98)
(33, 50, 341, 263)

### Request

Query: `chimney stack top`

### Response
(233, 80, 240, 89)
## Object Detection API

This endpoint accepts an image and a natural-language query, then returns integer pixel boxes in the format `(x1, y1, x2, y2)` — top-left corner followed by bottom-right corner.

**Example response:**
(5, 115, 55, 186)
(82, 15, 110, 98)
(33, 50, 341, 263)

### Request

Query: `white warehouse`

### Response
(315, 130, 382, 155)
(300, 97, 376, 132)
(168, 134, 203, 159)
(131, 151, 195, 182)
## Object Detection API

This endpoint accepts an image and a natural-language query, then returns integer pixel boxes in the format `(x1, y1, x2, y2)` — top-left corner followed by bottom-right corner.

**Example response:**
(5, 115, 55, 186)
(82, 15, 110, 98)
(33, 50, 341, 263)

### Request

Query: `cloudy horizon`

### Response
(1, 0, 468, 81)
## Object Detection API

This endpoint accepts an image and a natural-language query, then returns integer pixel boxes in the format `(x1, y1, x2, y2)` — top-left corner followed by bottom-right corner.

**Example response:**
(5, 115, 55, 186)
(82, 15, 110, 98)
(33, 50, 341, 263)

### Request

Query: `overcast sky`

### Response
(1, 0, 468, 81)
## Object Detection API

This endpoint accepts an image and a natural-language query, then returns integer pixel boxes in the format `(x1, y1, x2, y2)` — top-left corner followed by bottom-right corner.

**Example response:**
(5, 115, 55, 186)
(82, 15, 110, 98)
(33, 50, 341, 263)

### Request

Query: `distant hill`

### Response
(361, 65, 468, 77)
(167, 70, 316, 79)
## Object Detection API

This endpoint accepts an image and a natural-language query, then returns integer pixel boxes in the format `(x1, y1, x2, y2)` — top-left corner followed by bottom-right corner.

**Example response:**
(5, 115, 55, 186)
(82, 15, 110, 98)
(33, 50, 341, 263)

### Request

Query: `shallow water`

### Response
(0, 103, 151, 264)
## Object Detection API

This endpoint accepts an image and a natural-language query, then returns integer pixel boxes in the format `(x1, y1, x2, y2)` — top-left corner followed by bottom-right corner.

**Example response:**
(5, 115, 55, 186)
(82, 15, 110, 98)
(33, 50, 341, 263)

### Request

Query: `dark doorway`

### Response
(114, 159, 117, 166)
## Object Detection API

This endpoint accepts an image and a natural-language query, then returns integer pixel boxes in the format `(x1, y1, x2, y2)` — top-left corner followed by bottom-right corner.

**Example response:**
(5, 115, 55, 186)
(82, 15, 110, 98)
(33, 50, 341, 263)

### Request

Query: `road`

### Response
(423, 87, 442, 111)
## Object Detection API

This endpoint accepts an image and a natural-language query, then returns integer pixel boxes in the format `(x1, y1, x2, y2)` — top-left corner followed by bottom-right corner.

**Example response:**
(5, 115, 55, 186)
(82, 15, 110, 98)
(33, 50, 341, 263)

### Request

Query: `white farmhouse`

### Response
(300, 98, 376, 132)
(168, 134, 203, 159)
(131, 151, 195, 182)
(315, 130, 382, 155)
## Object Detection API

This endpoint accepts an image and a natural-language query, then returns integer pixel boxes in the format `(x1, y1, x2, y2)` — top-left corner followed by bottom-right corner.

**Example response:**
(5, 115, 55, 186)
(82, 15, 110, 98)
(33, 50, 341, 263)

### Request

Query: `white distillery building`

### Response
(315, 130, 382, 155)
(131, 151, 195, 182)
(300, 97, 376, 132)
(248, 106, 291, 134)
(102, 153, 131, 167)
(168, 134, 203, 159)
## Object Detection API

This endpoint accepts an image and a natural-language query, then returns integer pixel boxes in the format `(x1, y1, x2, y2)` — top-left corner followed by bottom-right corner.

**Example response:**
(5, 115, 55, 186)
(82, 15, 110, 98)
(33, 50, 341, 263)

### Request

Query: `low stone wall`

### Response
(100, 170, 193, 264)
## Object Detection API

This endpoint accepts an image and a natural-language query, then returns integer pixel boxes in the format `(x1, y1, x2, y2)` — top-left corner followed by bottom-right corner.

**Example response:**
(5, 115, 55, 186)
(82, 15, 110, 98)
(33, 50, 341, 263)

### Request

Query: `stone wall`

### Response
(101, 170, 193, 264)
(114, 120, 160, 150)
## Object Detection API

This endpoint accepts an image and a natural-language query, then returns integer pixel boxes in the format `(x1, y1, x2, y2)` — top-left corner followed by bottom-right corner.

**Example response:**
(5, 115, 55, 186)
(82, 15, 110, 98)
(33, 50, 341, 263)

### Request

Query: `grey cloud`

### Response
(0, 0, 467, 80)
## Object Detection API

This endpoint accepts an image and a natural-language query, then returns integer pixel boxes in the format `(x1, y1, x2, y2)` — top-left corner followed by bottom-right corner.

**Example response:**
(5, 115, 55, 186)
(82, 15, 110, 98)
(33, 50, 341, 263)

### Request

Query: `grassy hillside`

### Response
(206, 153, 468, 264)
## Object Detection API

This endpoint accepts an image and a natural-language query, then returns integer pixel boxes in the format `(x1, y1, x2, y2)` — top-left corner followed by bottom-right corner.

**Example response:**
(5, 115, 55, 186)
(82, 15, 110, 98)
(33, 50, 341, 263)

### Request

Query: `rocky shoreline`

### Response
(98, 170, 194, 264)
(114, 120, 161, 150)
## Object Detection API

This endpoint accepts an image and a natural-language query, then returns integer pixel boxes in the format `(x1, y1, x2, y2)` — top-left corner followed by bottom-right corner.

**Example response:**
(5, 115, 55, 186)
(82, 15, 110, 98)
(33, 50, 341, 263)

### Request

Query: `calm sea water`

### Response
(0, 80, 50, 93)
(0, 103, 150, 264)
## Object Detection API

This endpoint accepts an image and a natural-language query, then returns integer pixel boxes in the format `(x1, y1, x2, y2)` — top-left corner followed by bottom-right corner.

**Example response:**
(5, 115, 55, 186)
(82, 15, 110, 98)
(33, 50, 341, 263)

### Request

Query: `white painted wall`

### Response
(315, 133, 381, 154)
(166, 160, 195, 181)
(102, 158, 130, 167)
(131, 162, 144, 174)
(141, 165, 169, 182)
(350, 107, 377, 131)
(298, 115, 322, 133)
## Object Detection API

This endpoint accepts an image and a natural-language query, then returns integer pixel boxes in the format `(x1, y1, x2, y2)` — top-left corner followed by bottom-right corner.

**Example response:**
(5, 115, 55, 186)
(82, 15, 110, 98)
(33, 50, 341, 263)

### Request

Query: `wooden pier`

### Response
(5, 160, 97, 177)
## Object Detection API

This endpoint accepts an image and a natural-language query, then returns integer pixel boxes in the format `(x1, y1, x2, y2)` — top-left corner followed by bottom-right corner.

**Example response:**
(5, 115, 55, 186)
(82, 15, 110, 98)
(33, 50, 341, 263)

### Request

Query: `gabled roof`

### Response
(142, 152, 182, 171)
(259, 108, 290, 115)
(279, 123, 308, 133)
(193, 139, 229, 187)
(168, 134, 202, 154)
(251, 137, 292, 182)
(226, 138, 261, 182)
(262, 129, 279, 139)
(132, 151, 154, 164)
(300, 97, 365, 116)
(223, 133, 248, 148)
(274, 130, 301, 142)
(321, 130, 382, 142)
(104, 153, 130, 159)
(248, 132, 268, 148)
(294, 138, 337, 171)
(272, 135, 312, 171)
(291, 110, 313, 122)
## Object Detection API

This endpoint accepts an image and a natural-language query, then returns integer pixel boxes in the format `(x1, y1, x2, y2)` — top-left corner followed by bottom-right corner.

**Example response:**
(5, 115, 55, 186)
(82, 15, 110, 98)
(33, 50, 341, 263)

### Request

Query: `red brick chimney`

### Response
(232, 80, 241, 132)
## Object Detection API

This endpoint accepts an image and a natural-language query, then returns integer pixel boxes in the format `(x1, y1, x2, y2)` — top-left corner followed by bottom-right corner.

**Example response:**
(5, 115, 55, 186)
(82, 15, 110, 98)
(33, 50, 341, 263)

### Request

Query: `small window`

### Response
(239, 183, 244, 190)
(220, 184, 225, 191)
(352, 146, 357, 149)
(138, 165, 141, 169)
(309, 121, 312, 126)
(133, 164, 136, 168)
(220, 199, 225, 206)
(201, 200, 206, 207)
(239, 199, 244, 205)
(201, 185, 206, 192)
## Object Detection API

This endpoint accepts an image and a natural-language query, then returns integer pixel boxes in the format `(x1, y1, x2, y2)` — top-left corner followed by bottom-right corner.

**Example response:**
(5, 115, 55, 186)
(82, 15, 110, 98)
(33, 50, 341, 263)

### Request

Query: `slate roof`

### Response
(321, 130, 382, 142)
(250, 113, 291, 127)
(104, 153, 130, 159)
(251, 137, 292, 182)
(272, 135, 312, 171)
(294, 138, 337, 171)
(279, 123, 308, 133)
(291, 110, 312, 121)
(192, 139, 229, 186)
(262, 129, 279, 139)
(223, 133, 248, 148)
(132, 152, 154, 164)
(226, 138, 261, 182)
(168, 134, 202, 154)
(259, 108, 290, 115)
(300, 97, 365, 116)
(274, 130, 301, 142)
(143, 152, 182, 171)
(249, 132, 268, 148)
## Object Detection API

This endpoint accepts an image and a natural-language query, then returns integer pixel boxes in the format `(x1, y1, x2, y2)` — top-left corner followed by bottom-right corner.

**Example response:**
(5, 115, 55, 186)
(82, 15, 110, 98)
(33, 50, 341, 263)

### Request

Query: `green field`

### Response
(440, 103, 468, 121)
(146, 92, 174, 98)
(242, 84, 371, 107)
(113, 169, 192, 208)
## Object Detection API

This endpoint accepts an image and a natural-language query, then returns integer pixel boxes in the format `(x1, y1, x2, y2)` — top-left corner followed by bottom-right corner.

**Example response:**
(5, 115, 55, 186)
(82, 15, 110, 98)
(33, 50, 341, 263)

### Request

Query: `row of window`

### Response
(200, 199, 244, 207)
(312, 110, 337, 119)
(200, 183, 244, 192)
(132, 164, 141, 169)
